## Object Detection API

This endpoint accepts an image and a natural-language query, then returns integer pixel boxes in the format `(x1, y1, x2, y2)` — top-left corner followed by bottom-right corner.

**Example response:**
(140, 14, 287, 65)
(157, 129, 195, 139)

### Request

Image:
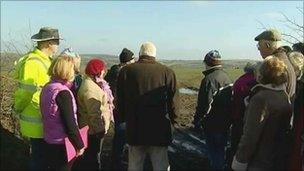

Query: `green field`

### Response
(1, 53, 249, 88)
(170, 64, 244, 88)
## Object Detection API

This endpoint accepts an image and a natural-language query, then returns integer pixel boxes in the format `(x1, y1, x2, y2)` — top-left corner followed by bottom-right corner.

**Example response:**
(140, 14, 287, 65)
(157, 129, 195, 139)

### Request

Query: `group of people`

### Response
(13, 27, 176, 171)
(12, 26, 303, 171)
(192, 29, 304, 170)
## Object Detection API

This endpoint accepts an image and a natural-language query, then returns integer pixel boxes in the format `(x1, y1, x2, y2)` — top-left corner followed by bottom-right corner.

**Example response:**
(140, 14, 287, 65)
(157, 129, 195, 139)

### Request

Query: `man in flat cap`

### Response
(13, 27, 62, 170)
(231, 28, 297, 171)
(255, 29, 296, 98)
(104, 48, 135, 170)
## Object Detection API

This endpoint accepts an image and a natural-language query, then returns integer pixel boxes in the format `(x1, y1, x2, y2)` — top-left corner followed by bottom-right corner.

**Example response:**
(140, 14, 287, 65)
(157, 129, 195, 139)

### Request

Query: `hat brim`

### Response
(31, 33, 63, 42)
(254, 37, 260, 41)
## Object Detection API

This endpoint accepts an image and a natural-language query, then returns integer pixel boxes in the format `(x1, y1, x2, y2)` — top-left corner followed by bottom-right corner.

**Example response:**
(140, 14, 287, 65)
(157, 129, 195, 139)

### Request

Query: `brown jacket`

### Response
(117, 56, 178, 146)
(271, 48, 297, 99)
(77, 76, 111, 135)
(233, 84, 292, 170)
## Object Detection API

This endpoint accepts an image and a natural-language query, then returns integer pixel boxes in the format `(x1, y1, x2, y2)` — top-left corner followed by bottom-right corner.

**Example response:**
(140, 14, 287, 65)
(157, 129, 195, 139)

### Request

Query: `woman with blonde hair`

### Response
(40, 56, 85, 170)
(232, 57, 292, 170)
(76, 58, 113, 170)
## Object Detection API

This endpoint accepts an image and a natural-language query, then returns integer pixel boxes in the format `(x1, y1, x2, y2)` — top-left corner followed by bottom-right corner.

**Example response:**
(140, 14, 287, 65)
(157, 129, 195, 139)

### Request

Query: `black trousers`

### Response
(30, 138, 48, 170)
(72, 134, 103, 171)
(45, 143, 71, 171)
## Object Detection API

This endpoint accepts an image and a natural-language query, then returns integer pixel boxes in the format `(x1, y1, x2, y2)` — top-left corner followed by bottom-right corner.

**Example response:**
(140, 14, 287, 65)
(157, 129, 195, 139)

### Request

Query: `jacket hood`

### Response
(251, 83, 286, 91)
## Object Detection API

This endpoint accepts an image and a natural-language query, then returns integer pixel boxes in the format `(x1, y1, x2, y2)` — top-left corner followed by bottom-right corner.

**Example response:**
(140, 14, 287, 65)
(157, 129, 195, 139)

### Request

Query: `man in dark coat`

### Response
(117, 42, 178, 170)
(193, 50, 232, 170)
(104, 48, 135, 170)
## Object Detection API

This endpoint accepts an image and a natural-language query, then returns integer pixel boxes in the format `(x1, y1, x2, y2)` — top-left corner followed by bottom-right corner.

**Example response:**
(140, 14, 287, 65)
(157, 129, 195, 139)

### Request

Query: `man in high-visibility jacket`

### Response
(14, 27, 62, 170)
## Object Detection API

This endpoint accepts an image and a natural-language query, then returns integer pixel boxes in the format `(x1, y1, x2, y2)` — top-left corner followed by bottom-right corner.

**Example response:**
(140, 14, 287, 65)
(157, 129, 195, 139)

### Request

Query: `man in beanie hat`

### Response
(255, 29, 296, 98)
(117, 42, 177, 170)
(13, 26, 62, 170)
(105, 48, 135, 97)
(193, 50, 232, 170)
(104, 48, 135, 170)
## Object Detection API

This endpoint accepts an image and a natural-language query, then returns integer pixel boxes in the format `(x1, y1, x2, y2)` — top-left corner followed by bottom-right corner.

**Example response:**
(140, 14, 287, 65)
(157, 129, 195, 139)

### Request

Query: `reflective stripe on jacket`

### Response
(14, 48, 52, 138)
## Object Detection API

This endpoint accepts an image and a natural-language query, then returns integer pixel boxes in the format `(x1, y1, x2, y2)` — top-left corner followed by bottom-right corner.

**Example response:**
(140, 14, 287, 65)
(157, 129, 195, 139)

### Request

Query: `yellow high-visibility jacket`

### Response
(14, 48, 52, 138)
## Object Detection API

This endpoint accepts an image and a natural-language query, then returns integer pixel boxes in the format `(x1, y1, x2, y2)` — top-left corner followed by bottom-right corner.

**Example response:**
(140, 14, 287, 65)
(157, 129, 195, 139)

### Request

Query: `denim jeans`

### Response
(205, 133, 228, 170)
(29, 138, 47, 170)
(111, 122, 126, 170)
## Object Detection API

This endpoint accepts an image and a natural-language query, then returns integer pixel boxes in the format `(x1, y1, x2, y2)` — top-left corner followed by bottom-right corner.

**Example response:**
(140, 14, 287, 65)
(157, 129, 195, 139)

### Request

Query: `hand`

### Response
(76, 147, 85, 157)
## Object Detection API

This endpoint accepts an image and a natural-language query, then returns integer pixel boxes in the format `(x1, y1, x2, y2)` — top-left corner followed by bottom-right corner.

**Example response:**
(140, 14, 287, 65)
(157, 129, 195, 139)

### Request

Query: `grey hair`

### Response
(268, 40, 282, 50)
(289, 51, 304, 77)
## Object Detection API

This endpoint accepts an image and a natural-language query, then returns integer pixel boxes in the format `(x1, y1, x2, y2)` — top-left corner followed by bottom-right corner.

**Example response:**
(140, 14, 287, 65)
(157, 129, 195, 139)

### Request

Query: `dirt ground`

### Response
(0, 75, 210, 170)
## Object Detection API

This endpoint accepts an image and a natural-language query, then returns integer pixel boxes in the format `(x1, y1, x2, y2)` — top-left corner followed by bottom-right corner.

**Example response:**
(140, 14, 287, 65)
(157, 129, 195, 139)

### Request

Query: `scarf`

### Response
(95, 77, 115, 122)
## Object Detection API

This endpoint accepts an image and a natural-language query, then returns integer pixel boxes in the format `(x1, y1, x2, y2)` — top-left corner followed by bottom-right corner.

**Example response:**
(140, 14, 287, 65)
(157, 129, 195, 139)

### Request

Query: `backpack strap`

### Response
(206, 83, 233, 115)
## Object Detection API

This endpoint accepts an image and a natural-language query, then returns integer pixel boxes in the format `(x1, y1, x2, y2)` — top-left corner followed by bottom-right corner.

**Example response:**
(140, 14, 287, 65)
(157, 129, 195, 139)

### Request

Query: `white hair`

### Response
(139, 42, 156, 57)
(268, 40, 282, 50)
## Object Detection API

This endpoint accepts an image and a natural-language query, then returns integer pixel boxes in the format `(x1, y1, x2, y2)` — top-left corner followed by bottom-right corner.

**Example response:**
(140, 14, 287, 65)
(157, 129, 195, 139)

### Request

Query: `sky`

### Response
(1, 1, 303, 60)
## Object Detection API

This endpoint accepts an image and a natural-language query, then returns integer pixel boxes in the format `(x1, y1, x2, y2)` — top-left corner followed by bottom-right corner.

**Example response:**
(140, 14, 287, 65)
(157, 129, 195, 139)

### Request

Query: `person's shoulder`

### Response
(162, 64, 174, 73)
(119, 63, 131, 73)
(110, 64, 121, 71)
(107, 64, 122, 75)
(250, 86, 269, 102)
(207, 68, 226, 78)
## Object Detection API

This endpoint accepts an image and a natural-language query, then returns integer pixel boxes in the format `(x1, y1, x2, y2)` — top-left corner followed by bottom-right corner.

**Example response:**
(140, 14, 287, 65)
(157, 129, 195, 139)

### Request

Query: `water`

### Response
(179, 88, 198, 95)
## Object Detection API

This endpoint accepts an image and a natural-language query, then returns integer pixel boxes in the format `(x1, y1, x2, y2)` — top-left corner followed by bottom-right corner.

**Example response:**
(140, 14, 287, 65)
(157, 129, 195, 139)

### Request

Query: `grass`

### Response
(171, 64, 244, 89)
